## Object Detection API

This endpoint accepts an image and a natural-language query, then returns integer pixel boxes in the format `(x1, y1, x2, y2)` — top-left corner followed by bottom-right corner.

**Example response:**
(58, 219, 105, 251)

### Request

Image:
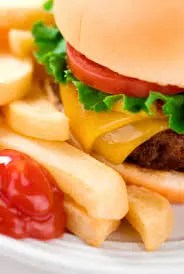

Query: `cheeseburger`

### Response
(33, 0, 184, 203)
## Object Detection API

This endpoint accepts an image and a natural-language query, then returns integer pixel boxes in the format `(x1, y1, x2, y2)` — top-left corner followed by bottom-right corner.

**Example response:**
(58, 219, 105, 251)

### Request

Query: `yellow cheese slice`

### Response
(61, 84, 168, 164)
(94, 119, 168, 164)
(61, 84, 149, 151)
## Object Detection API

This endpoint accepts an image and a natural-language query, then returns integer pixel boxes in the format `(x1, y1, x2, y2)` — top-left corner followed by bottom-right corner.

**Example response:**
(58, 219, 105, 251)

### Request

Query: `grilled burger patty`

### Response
(129, 130, 184, 171)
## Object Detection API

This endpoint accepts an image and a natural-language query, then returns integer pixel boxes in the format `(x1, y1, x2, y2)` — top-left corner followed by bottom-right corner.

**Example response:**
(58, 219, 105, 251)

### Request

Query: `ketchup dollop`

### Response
(0, 149, 65, 240)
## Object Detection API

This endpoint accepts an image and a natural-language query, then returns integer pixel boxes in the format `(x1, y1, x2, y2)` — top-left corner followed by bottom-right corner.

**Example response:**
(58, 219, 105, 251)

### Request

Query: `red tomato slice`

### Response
(67, 43, 184, 97)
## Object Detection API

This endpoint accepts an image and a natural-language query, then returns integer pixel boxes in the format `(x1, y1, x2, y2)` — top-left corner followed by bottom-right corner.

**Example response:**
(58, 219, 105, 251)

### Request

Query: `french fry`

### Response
(3, 84, 70, 142)
(9, 30, 34, 57)
(64, 196, 120, 247)
(0, 122, 128, 220)
(0, 54, 33, 105)
(0, 0, 54, 30)
(8, 29, 46, 81)
(126, 185, 173, 251)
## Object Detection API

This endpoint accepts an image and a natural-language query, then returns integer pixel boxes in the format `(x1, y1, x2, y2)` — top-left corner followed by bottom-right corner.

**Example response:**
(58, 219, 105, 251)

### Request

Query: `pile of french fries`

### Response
(0, 0, 173, 251)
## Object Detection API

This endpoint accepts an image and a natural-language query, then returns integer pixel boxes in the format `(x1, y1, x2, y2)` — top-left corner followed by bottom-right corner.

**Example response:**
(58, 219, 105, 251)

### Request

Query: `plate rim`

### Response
(0, 233, 184, 273)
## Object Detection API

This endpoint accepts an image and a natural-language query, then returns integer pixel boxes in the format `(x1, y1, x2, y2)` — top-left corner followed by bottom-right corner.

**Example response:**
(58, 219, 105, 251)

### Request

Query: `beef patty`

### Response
(129, 130, 184, 171)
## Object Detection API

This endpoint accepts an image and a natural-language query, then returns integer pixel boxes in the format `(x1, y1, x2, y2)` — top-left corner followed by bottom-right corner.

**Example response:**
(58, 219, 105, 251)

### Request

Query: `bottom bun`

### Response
(94, 155, 184, 204)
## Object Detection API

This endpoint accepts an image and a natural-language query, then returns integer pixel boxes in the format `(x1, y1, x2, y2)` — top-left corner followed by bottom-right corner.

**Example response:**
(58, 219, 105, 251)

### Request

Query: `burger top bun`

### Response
(54, 0, 184, 87)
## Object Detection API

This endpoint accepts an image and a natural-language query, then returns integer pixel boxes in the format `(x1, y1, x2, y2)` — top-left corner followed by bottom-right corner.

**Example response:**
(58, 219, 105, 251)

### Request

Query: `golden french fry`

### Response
(3, 85, 70, 142)
(9, 30, 34, 57)
(0, 0, 54, 29)
(0, 54, 33, 105)
(64, 196, 120, 247)
(126, 185, 173, 251)
(64, 198, 120, 247)
(0, 122, 128, 220)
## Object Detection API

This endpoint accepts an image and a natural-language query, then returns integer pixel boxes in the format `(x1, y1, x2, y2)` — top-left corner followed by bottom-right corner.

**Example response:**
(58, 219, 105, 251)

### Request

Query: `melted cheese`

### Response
(61, 84, 168, 164)
(94, 119, 168, 164)
(61, 84, 149, 151)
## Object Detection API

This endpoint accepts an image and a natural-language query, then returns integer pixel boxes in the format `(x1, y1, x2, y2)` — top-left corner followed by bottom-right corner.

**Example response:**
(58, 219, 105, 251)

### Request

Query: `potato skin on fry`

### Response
(126, 185, 173, 251)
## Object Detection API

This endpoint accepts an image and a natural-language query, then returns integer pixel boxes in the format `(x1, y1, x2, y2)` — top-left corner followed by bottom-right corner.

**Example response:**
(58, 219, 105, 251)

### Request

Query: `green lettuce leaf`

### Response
(70, 76, 184, 134)
(123, 96, 147, 113)
(145, 92, 184, 134)
(103, 95, 123, 110)
(32, 22, 67, 82)
(65, 70, 123, 112)
(74, 81, 108, 112)
(32, 22, 184, 134)
(43, 0, 53, 11)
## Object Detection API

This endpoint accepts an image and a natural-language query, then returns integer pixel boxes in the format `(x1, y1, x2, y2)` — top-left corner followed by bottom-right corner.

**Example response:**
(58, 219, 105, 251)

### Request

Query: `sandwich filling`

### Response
(32, 22, 184, 171)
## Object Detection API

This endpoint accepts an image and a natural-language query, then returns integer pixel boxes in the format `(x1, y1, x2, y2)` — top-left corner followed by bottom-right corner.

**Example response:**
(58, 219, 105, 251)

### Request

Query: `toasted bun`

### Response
(0, 0, 53, 29)
(117, 163, 184, 203)
(54, 0, 184, 87)
(96, 154, 184, 203)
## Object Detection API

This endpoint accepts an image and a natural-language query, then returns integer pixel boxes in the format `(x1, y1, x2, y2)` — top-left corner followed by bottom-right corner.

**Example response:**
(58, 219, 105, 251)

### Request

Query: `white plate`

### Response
(0, 205, 184, 274)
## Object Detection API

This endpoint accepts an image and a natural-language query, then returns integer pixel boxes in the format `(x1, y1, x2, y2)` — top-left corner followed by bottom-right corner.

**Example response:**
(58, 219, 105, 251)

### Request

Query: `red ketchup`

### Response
(0, 149, 65, 240)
